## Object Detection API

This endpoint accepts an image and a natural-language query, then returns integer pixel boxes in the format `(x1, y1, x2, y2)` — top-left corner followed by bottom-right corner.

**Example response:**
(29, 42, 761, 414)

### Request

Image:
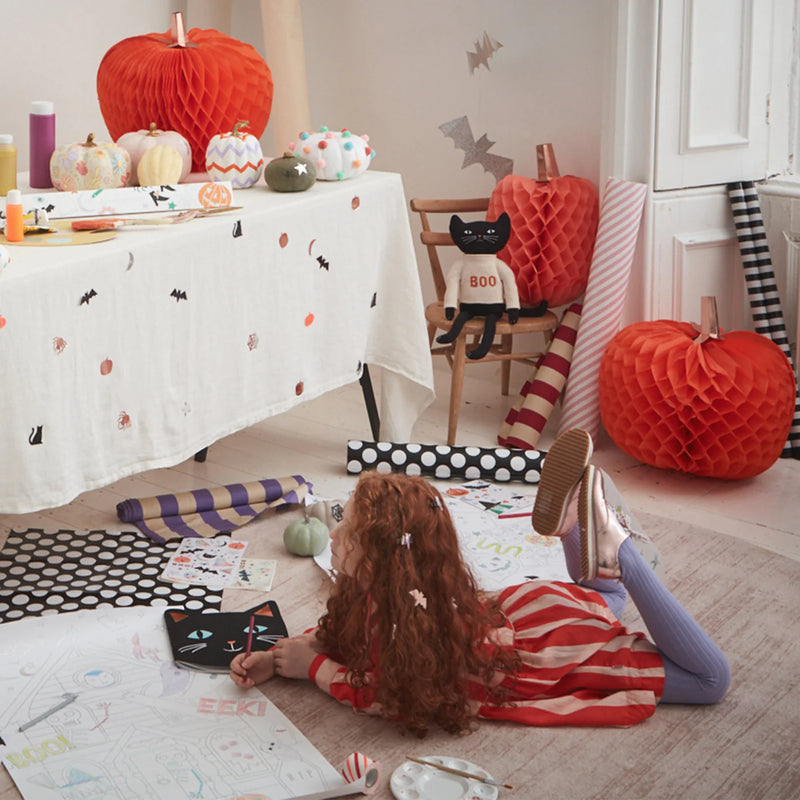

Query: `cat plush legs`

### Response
(467, 312, 500, 359)
(436, 310, 501, 359)
(436, 309, 475, 344)
(436, 302, 507, 359)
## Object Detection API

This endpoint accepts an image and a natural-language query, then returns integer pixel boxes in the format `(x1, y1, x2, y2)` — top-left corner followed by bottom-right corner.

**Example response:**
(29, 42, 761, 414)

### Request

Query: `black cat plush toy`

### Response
(436, 213, 546, 359)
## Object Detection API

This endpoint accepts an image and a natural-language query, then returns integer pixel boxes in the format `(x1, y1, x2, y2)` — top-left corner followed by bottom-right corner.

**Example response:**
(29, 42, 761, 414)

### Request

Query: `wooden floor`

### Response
(2, 363, 798, 564)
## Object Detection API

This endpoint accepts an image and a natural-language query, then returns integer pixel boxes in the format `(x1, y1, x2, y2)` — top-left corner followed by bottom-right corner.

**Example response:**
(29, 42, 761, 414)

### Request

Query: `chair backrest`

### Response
(409, 198, 490, 302)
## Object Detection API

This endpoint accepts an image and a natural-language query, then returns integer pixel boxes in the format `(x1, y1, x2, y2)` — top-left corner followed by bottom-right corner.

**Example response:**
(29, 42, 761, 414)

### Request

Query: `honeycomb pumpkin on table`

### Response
(97, 12, 273, 173)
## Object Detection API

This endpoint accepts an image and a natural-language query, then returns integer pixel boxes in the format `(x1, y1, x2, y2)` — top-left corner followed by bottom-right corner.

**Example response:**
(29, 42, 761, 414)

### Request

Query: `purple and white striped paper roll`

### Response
(116, 475, 312, 542)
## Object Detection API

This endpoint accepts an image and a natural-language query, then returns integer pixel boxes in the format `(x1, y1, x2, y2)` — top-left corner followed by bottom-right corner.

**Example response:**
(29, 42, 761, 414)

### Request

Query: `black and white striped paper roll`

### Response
(728, 181, 800, 458)
(347, 441, 545, 483)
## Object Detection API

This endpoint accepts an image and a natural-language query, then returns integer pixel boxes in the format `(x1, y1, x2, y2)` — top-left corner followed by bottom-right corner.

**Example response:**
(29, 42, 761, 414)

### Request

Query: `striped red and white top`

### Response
(308, 581, 665, 728)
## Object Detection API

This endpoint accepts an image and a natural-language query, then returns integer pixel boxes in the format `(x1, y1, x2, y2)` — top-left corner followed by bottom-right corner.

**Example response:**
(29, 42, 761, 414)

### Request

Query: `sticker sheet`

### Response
(227, 558, 278, 592)
(159, 536, 248, 588)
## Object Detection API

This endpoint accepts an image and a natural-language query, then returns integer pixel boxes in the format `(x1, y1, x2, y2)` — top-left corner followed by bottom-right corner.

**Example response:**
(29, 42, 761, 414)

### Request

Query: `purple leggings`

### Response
(562, 523, 730, 704)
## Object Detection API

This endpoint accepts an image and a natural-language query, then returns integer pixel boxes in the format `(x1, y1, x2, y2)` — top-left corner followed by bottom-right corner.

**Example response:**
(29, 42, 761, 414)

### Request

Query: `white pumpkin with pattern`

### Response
(205, 120, 264, 189)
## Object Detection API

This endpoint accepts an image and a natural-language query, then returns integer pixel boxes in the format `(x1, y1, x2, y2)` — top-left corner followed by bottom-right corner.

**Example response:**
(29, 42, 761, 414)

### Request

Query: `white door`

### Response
(654, 0, 774, 191)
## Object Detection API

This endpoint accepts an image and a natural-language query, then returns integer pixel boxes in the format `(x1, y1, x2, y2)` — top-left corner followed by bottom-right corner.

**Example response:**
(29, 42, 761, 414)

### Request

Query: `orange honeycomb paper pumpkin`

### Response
(96, 12, 273, 173)
(598, 298, 797, 480)
(487, 144, 598, 307)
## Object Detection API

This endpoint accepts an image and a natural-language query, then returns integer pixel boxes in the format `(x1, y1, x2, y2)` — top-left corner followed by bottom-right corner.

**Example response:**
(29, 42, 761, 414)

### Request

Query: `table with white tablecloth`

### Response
(0, 171, 434, 513)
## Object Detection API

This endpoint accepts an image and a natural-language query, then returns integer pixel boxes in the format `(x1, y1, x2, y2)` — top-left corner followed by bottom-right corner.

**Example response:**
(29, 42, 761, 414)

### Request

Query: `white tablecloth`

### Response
(0, 171, 434, 513)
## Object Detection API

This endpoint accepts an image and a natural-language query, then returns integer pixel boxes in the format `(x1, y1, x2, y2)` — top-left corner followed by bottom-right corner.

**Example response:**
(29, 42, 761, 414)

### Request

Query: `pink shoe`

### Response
(532, 428, 593, 537)
(579, 465, 631, 580)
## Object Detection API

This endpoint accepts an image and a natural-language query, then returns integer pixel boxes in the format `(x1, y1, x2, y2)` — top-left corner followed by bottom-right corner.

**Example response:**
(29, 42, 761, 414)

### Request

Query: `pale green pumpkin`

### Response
(283, 514, 329, 556)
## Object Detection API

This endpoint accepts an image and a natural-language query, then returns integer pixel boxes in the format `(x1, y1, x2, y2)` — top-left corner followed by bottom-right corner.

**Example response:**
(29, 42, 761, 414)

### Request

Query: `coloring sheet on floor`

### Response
(312, 482, 571, 590)
(0, 606, 342, 800)
(442, 481, 571, 590)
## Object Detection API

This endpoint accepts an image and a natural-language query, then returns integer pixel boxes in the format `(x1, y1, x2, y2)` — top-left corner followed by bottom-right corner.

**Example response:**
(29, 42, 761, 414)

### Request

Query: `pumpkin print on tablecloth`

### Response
(97, 12, 273, 172)
(487, 144, 598, 308)
(598, 297, 796, 479)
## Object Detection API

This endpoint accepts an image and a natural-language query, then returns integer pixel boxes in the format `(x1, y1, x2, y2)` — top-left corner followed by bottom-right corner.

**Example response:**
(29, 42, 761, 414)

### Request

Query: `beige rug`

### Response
(1, 509, 798, 800)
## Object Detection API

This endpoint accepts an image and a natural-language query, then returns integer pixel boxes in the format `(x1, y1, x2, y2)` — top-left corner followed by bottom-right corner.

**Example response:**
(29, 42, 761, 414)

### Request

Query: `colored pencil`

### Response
(497, 511, 532, 519)
(404, 755, 513, 790)
(245, 614, 255, 659)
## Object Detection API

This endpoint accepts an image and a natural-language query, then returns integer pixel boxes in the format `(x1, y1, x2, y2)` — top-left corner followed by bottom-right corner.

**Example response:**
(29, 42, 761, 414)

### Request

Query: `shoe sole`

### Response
(579, 464, 597, 580)
(532, 429, 593, 536)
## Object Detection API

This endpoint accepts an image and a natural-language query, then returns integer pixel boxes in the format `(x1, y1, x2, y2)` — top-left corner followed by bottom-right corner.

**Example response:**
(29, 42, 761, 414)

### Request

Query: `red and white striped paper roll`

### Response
(557, 178, 647, 442)
(498, 303, 582, 448)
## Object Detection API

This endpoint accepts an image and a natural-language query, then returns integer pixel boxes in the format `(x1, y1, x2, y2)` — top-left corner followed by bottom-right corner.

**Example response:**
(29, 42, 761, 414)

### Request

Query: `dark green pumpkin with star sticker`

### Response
(264, 151, 316, 192)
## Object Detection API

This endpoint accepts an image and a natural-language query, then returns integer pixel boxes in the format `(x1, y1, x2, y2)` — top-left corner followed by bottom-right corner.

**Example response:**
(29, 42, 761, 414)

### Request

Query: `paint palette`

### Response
(390, 756, 498, 800)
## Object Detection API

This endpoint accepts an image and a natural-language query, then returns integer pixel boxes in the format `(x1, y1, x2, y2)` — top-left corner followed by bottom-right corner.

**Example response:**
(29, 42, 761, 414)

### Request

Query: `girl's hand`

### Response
(229, 649, 275, 689)
(273, 632, 323, 680)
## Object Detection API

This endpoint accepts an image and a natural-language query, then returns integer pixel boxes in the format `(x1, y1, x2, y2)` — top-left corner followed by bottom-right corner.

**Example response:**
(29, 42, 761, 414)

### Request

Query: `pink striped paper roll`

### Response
(557, 178, 647, 442)
(499, 303, 582, 448)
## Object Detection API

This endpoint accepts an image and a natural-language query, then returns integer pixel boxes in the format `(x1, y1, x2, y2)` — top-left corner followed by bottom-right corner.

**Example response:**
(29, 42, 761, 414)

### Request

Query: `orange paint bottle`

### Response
(4, 189, 24, 243)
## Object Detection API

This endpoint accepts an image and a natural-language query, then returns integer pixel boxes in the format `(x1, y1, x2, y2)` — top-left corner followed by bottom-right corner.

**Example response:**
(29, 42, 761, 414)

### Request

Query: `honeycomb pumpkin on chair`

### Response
(487, 144, 598, 308)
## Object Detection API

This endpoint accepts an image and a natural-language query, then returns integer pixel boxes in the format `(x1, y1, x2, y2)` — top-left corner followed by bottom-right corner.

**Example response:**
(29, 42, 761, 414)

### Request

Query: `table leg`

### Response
(360, 365, 381, 440)
(194, 448, 208, 462)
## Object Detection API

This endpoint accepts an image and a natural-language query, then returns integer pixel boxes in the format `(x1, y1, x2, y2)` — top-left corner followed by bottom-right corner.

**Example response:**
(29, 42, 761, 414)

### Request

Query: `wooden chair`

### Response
(410, 198, 559, 445)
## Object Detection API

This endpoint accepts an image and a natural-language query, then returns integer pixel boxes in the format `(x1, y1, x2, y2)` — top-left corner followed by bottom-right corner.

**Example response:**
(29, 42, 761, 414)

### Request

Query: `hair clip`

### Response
(429, 497, 442, 510)
(400, 532, 412, 548)
(409, 589, 427, 610)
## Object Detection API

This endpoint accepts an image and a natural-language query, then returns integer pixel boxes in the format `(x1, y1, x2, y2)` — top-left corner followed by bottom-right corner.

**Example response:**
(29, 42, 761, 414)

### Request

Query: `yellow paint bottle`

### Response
(0, 134, 18, 196)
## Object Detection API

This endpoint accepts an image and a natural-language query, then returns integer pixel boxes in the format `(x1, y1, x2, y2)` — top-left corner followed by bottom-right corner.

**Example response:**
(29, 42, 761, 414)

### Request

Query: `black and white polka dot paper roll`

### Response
(346, 441, 545, 483)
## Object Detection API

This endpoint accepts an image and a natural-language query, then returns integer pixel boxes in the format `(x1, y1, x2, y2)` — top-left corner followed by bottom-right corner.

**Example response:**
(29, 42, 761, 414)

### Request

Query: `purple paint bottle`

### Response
(29, 101, 55, 188)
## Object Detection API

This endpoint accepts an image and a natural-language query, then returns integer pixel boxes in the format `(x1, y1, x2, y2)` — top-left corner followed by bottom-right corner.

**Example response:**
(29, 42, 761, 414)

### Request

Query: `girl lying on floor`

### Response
(229, 428, 730, 735)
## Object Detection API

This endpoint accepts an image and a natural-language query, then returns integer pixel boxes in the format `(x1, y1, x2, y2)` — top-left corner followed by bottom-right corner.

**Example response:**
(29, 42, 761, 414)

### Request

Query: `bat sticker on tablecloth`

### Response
(467, 31, 503, 73)
(79, 289, 97, 306)
(439, 116, 514, 182)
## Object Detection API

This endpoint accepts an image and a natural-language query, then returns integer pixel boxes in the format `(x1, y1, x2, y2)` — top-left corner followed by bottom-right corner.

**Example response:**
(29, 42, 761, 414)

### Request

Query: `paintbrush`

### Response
(405, 755, 513, 790)
(245, 614, 256, 659)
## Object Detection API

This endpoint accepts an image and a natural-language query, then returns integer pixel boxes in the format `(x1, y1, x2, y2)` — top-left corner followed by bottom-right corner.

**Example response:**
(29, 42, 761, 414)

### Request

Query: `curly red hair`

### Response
(316, 472, 516, 737)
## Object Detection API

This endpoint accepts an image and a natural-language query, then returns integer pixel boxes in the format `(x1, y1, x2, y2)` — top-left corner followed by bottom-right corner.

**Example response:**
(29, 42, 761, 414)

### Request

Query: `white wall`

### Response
(1, 0, 613, 309)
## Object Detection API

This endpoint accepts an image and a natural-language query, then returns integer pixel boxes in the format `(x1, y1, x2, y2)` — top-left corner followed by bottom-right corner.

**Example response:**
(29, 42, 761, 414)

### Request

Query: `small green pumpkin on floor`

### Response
(283, 512, 329, 556)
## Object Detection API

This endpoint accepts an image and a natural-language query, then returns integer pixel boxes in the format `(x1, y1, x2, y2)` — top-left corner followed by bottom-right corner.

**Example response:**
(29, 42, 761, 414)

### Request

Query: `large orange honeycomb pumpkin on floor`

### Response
(487, 144, 598, 308)
(97, 13, 273, 173)
(598, 298, 796, 479)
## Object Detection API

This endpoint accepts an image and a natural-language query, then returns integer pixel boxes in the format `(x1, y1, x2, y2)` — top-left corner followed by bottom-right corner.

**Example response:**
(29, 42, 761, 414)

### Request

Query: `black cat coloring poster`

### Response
(164, 601, 288, 672)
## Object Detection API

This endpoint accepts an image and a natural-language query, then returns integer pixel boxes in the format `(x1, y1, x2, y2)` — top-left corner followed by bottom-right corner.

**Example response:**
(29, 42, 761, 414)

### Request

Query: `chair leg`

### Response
(448, 336, 467, 445)
(500, 334, 512, 395)
(427, 321, 437, 347)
